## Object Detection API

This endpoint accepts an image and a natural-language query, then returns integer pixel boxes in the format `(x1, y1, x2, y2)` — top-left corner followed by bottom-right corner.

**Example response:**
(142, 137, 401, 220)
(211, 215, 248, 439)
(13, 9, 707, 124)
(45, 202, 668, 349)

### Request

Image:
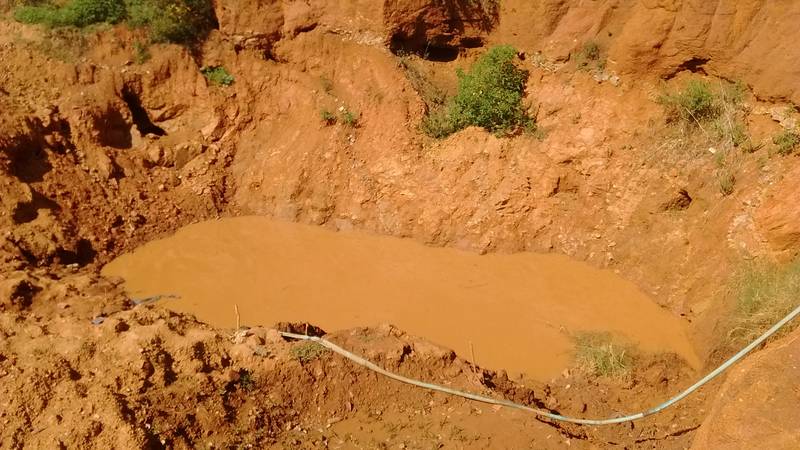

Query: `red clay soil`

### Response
(2, 0, 800, 448)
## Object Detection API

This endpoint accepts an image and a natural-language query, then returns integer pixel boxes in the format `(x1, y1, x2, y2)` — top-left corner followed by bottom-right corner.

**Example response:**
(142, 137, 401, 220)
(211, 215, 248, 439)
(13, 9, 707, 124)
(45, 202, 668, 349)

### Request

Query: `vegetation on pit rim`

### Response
(201, 66, 234, 87)
(290, 342, 329, 363)
(728, 259, 800, 345)
(14, 0, 216, 44)
(421, 45, 533, 138)
(658, 79, 751, 145)
(772, 129, 800, 155)
(656, 79, 757, 196)
(573, 332, 633, 378)
(658, 79, 722, 125)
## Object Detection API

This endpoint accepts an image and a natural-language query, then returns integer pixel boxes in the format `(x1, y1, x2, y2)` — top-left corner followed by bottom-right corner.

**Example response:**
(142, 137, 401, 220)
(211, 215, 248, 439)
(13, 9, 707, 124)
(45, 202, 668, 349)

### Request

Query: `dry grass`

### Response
(290, 341, 329, 363)
(728, 260, 800, 344)
(573, 332, 633, 378)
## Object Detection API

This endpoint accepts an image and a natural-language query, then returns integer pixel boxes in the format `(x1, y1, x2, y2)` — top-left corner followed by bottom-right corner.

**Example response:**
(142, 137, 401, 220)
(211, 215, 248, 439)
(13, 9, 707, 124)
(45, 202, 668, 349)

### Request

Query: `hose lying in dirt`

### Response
(280, 302, 800, 425)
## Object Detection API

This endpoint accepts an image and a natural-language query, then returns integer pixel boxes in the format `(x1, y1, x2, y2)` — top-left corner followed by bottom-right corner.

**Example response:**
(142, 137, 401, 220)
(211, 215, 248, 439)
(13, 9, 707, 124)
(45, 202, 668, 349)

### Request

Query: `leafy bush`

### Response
(14, 0, 215, 44)
(201, 66, 234, 87)
(126, 0, 216, 44)
(658, 79, 720, 125)
(422, 45, 531, 138)
(15, 0, 126, 27)
(772, 130, 800, 155)
(729, 260, 800, 344)
(449, 45, 529, 133)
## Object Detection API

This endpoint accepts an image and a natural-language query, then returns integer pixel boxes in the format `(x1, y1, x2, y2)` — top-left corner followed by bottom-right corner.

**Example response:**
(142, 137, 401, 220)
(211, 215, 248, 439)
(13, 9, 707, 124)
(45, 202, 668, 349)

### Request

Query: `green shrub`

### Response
(449, 45, 529, 134)
(658, 79, 720, 125)
(772, 130, 800, 155)
(573, 332, 632, 378)
(126, 0, 216, 44)
(15, 0, 126, 27)
(729, 260, 800, 344)
(201, 66, 234, 86)
(421, 45, 530, 138)
(14, 0, 215, 44)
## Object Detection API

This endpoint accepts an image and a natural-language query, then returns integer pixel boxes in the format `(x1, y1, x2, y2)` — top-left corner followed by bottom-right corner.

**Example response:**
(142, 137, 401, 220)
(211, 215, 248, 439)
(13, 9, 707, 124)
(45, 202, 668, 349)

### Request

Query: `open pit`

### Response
(102, 216, 700, 380)
(2, 0, 800, 448)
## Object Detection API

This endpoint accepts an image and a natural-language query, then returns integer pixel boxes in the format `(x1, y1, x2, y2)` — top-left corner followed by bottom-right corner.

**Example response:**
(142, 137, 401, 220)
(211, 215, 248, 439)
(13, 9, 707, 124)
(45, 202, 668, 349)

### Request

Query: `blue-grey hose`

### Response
(280, 302, 800, 425)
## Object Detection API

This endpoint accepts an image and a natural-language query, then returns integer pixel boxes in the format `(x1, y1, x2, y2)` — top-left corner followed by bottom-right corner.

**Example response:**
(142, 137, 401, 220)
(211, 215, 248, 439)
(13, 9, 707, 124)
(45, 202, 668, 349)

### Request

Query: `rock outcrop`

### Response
(756, 165, 800, 255)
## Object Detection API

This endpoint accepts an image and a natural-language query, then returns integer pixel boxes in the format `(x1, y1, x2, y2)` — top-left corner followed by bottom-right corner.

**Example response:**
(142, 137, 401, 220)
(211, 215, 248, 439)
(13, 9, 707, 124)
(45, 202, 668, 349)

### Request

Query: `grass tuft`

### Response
(658, 79, 720, 125)
(573, 332, 632, 378)
(772, 130, 800, 156)
(574, 41, 605, 72)
(728, 260, 800, 345)
(290, 342, 329, 363)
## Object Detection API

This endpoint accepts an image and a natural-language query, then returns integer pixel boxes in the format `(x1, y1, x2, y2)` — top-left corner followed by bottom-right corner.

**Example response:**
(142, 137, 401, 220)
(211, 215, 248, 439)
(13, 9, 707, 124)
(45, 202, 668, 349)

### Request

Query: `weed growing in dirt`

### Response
(574, 332, 632, 378)
(716, 168, 736, 196)
(397, 55, 447, 109)
(201, 66, 235, 87)
(729, 259, 800, 344)
(340, 108, 358, 127)
(422, 45, 531, 138)
(290, 342, 329, 363)
(133, 40, 150, 64)
(237, 369, 255, 392)
(658, 79, 720, 125)
(14, 0, 216, 44)
(574, 41, 605, 72)
(320, 109, 336, 125)
(772, 130, 799, 155)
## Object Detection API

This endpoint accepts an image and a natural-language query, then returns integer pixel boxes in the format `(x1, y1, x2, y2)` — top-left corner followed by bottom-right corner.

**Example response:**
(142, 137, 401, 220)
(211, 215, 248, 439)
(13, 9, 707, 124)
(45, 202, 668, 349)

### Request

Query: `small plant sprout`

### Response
(320, 109, 336, 125)
(339, 107, 358, 127)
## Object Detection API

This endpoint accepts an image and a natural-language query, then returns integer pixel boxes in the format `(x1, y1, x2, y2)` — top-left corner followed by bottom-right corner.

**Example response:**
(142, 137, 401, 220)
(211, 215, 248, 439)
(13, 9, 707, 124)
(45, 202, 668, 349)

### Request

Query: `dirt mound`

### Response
(0, 272, 703, 448)
(691, 327, 800, 449)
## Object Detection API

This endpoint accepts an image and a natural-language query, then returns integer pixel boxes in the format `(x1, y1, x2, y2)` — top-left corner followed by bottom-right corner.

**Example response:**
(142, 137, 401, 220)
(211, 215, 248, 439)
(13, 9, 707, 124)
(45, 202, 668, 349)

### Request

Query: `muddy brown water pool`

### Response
(103, 216, 700, 380)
